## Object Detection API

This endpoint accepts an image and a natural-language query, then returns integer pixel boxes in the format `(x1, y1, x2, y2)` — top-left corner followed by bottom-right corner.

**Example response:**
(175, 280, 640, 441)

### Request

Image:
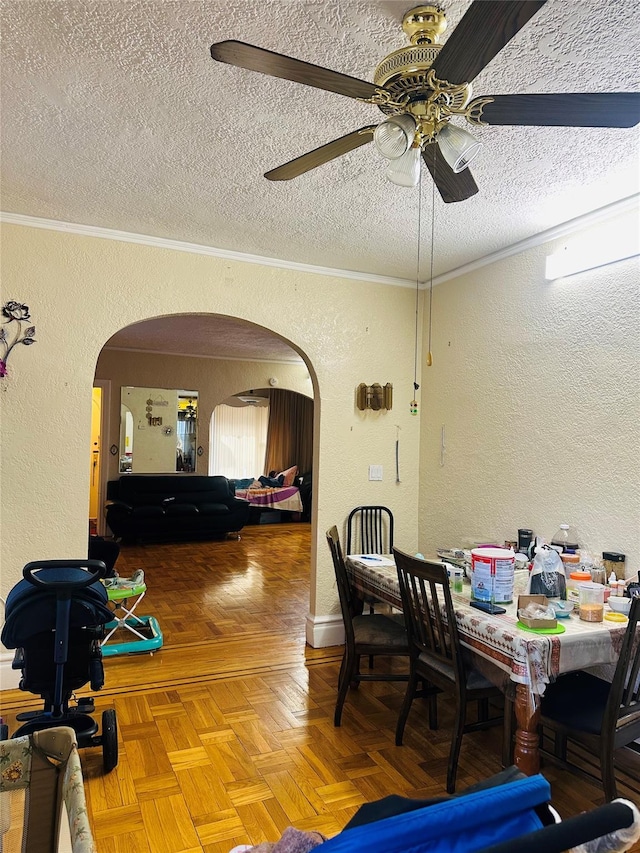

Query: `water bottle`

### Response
(550, 524, 580, 553)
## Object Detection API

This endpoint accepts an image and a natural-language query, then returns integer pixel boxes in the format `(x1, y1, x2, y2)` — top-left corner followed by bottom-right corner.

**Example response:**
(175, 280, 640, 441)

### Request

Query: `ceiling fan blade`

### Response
(265, 127, 376, 181)
(210, 41, 380, 100)
(422, 145, 478, 203)
(431, 1, 546, 85)
(469, 93, 640, 127)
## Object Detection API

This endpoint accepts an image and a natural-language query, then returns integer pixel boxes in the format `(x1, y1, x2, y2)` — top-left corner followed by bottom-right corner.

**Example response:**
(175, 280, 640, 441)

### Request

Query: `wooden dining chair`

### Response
(539, 595, 640, 801)
(326, 526, 410, 726)
(393, 547, 510, 794)
(346, 506, 395, 666)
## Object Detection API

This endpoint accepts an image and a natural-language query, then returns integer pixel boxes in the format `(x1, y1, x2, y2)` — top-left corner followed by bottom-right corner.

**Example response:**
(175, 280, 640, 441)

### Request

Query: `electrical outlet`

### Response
(369, 465, 383, 481)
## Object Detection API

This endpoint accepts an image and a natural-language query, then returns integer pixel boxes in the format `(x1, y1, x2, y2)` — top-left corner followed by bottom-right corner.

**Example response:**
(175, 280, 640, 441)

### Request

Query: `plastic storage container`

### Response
(560, 552, 580, 577)
(566, 570, 591, 603)
(602, 551, 626, 581)
(550, 524, 580, 553)
(578, 582, 604, 622)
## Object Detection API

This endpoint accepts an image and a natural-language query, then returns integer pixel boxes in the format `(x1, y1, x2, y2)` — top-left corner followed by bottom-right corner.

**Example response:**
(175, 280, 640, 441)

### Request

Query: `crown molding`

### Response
(430, 194, 640, 286)
(2, 194, 637, 290)
(0, 212, 411, 288)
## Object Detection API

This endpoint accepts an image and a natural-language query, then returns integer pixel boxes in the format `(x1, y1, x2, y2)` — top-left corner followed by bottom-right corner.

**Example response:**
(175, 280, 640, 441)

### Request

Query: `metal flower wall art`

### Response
(0, 301, 37, 377)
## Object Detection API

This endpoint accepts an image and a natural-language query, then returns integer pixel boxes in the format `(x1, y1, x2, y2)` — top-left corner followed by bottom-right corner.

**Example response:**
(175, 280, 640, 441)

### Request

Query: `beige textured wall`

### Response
(95, 348, 313, 481)
(418, 209, 640, 577)
(0, 224, 421, 619)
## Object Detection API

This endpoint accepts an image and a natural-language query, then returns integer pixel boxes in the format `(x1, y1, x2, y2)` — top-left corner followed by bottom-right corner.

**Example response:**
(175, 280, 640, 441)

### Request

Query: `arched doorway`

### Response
(93, 312, 316, 534)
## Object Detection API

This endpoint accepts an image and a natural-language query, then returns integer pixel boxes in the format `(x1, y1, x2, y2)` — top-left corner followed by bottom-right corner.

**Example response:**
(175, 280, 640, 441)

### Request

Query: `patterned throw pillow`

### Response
(277, 465, 298, 487)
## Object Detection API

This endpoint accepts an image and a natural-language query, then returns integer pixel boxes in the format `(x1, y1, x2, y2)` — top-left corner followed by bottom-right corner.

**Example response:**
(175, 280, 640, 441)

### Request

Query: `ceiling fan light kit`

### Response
(210, 1, 640, 203)
(386, 145, 423, 188)
(437, 123, 483, 173)
(373, 114, 417, 159)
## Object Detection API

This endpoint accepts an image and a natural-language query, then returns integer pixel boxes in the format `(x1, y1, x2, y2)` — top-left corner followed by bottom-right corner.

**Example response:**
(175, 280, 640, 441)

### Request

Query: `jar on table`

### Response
(566, 570, 591, 603)
(578, 582, 604, 622)
(602, 551, 626, 581)
(560, 552, 580, 578)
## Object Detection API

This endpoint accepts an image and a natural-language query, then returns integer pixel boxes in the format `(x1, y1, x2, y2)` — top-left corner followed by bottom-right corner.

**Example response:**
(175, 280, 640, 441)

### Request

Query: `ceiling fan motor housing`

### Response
(374, 4, 470, 130)
(374, 5, 447, 98)
(374, 5, 472, 148)
(374, 43, 442, 107)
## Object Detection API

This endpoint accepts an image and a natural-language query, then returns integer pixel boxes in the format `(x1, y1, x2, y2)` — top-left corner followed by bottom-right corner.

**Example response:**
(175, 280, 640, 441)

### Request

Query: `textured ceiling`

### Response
(1, 1, 638, 289)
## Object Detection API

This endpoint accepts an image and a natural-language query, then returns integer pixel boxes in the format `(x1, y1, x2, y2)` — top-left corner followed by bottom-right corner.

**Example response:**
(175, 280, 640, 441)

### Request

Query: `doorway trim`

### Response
(93, 379, 111, 536)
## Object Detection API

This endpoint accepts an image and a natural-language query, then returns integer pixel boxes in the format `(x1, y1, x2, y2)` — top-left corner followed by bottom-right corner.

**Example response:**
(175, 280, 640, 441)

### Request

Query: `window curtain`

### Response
(264, 389, 313, 476)
(209, 404, 269, 478)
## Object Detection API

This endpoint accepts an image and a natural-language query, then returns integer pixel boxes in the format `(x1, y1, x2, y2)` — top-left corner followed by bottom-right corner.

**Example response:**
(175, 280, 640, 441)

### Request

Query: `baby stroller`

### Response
(1, 559, 118, 772)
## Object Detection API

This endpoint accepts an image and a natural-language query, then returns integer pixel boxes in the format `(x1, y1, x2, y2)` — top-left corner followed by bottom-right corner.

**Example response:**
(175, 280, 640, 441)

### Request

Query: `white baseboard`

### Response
(306, 613, 344, 648)
(0, 653, 20, 691)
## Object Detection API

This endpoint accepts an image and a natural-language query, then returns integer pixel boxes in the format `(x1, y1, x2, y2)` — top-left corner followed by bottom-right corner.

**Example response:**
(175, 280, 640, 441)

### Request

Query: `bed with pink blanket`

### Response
(234, 484, 303, 513)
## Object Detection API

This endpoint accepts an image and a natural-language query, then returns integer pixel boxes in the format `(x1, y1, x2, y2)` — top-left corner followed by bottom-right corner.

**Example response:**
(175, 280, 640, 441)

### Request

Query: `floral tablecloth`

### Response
(346, 556, 627, 696)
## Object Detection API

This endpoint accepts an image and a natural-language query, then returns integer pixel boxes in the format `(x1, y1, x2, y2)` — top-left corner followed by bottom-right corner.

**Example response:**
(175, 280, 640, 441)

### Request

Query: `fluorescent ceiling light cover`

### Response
(545, 218, 640, 280)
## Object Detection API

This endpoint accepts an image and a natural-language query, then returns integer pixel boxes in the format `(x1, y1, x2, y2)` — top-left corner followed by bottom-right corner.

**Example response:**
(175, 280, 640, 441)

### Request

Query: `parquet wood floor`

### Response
(2, 524, 639, 852)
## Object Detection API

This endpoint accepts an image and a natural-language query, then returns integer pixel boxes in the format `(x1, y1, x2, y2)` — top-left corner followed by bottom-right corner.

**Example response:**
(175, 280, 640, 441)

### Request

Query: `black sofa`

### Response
(105, 475, 250, 543)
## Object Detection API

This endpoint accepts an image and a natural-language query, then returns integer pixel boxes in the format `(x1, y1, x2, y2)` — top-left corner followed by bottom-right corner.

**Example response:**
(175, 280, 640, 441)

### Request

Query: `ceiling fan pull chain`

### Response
(411, 169, 423, 416)
(426, 146, 436, 368)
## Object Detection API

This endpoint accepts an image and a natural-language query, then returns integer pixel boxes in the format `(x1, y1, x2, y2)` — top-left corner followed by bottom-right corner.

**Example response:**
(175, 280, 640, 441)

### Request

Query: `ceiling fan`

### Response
(210, 1, 640, 203)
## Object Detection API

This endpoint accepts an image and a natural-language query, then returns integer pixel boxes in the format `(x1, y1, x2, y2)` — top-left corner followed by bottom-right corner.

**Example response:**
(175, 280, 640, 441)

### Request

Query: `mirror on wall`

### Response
(120, 387, 198, 474)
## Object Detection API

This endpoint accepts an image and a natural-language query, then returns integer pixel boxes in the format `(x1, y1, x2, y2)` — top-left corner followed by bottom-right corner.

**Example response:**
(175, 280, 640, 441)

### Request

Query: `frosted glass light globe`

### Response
(438, 123, 482, 173)
(386, 145, 422, 187)
(374, 115, 417, 159)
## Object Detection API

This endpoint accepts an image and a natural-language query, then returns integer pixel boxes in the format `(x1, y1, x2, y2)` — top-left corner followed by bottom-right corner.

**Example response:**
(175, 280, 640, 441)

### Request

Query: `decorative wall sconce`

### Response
(1, 301, 36, 378)
(356, 383, 393, 411)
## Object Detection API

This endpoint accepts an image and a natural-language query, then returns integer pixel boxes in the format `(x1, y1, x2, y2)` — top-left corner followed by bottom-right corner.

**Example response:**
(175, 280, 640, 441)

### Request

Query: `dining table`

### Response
(345, 553, 629, 776)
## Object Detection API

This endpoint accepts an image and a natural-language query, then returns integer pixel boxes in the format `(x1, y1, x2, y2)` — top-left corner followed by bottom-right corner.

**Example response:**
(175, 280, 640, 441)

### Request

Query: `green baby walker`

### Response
(101, 569, 163, 657)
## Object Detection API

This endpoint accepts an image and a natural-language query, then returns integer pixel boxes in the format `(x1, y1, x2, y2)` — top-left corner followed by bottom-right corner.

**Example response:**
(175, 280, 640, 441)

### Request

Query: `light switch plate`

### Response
(369, 465, 383, 481)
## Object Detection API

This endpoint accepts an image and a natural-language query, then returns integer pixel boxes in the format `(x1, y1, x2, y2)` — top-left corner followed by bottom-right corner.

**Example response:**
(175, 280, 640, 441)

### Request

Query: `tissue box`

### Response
(517, 594, 557, 629)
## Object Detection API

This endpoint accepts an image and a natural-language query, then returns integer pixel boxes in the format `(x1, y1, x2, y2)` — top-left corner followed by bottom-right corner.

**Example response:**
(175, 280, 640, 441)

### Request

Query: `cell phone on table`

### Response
(470, 600, 507, 615)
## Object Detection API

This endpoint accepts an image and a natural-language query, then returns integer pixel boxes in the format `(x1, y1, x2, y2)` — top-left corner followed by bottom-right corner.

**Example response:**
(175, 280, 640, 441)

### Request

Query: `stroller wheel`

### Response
(102, 709, 118, 773)
(0, 723, 9, 740)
